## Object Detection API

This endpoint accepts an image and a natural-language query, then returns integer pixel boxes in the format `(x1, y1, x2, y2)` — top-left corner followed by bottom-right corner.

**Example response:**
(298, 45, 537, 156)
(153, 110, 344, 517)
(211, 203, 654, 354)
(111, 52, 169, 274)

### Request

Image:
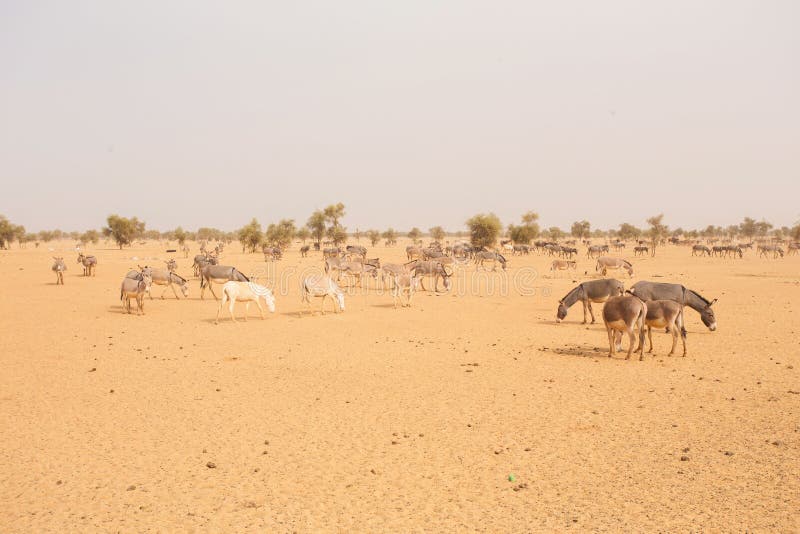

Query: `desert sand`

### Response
(1, 239, 798, 532)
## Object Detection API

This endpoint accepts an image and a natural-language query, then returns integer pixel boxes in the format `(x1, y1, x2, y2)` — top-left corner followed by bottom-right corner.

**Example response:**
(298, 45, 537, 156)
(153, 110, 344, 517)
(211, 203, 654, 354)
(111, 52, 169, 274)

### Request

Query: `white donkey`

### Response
(215, 280, 276, 323)
(300, 275, 345, 316)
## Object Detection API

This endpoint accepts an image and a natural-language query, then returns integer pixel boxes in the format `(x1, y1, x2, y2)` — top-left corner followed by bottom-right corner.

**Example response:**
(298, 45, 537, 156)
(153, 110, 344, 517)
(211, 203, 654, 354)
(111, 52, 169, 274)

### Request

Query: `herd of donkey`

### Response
(47, 235, 798, 361)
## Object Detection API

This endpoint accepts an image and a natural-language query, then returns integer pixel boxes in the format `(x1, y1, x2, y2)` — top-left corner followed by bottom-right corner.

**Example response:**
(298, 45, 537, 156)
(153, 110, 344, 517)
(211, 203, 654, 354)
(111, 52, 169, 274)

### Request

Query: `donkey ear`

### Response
(710, 298, 718, 306)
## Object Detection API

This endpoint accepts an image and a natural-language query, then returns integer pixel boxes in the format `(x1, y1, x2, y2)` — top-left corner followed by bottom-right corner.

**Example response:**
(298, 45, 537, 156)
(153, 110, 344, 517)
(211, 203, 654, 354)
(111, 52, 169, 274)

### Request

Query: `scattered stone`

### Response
(680, 456, 689, 461)
(127, 485, 136, 491)
(89, 368, 96, 372)
(206, 462, 217, 468)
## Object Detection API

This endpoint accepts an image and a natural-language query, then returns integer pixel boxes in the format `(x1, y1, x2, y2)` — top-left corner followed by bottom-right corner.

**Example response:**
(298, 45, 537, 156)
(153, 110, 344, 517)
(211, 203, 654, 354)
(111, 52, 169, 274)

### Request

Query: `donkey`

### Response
(587, 245, 608, 258)
(300, 245, 310, 257)
(596, 257, 633, 278)
(300, 275, 345, 315)
(391, 273, 419, 308)
(406, 246, 422, 261)
(692, 244, 711, 256)
(120, 271, 152, 315)
(556, 279, 625, 324)
(181, 244, 190, 258)
(165, 259, 178, 272)
(634, 246, 649, 256)
(410, 260, 453, 292)
(148, 269, 190, 299)
(77, 253, 97, 276)
(475, 251, 507, 271)
(381, 261, 417, 289)
(200, 265, 249, 300)
(192, 253, 218, 277)
(550, 259, 576, 277)
(636, 299, 686, 357)
(51, 257, 67, 285)
(263, 246, 282, 261)
(215, 280, 276, 323)
(628, 281, 717, 333)
(602, 295, 647, 360)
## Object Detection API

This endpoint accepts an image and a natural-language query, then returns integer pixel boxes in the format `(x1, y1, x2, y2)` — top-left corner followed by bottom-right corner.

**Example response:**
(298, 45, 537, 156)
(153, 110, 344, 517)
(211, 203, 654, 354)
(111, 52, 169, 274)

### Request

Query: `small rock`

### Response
(680, 456, 689, 461)
(89, 368, 96, 372)
(127, 485, 136, 491)
(206, 461, 216, 468)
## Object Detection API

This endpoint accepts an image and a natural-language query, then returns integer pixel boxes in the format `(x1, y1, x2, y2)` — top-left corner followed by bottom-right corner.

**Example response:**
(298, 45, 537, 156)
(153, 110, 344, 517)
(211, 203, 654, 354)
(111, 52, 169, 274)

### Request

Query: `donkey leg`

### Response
(606, 327, 615, 358)
(668, 326, 677, 356)
(626, 328, 635, 360)
(647, 326, 654, 353)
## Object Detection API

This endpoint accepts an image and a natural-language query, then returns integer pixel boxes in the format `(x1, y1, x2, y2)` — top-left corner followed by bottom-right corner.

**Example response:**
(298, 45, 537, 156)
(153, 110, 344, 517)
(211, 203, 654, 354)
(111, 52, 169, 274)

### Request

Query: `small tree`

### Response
(173, 226, 188, 245)
(296, 227, 310, 244)
(323, 203, 346, 228)
(791, 224, 800, 241)
(570, 220, 591, 241)
(547, 227, 565, 241)
(617, 223, 641, 241)
(327, 225, 348, 245)
(103, 215, 145, 249)
(81, 229, 100, 245)
(367, 229, 381, 246)
(429, 226, 446, 242)
(307, 210, 327, 247)
(754, 219, 772, 238)
(237, 218, 263, 253)
(265, 219, 296, 249)
(408, 227, 422, 242)
(646, 214, 668, 257)
(466, 213, 502, 249)
(0, 215, 16, 249)
(739, 217, 757, 242)
(382, 228, 397, 244)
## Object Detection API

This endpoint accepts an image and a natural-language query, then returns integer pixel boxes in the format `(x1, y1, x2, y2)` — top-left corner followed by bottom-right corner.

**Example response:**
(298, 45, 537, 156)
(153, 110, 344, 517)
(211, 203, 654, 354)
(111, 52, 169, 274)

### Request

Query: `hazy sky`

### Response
(2, 1, 798, 233)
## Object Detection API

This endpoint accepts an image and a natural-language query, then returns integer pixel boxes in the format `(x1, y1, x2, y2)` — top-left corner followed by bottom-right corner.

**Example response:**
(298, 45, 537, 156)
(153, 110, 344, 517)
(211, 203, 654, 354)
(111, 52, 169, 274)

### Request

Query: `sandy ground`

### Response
(1, 239, 798, 532)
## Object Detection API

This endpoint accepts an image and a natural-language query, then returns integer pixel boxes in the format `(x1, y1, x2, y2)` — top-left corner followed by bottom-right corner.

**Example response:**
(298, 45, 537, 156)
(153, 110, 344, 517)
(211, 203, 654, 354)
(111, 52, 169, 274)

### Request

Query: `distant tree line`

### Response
(1, 211, 797, 253)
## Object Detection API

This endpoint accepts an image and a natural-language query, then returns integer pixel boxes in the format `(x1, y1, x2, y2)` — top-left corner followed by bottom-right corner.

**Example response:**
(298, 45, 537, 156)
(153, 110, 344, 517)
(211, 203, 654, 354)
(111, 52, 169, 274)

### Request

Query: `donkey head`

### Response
(556, 301, 568, 322)
(700, 299, 718, 331)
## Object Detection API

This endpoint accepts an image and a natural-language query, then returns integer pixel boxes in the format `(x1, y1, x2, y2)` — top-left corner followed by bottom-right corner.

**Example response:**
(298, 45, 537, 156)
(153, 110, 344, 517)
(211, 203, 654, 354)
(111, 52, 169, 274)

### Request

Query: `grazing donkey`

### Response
(556, 279, 625, 324)
(475, 251, 508, 271)
(77, 253, 97, 276)
(550, 259, 576, 277)
(634, 246, 649, 256)
(587, 245, 609, 258)
(602, 295, 647, 360)
(148, 269, 190, 299)
(596, 257, 633, 278)
(215, 280, 276, 323)
(200, 265, 249, 300)
(628, 280, 717, 333)
(300, 275, 345, 315)
(636, 299, 686, 357)
(692, 244, 711, 256)
(410, 260, 452, 292)
(51, 257, 67, 285)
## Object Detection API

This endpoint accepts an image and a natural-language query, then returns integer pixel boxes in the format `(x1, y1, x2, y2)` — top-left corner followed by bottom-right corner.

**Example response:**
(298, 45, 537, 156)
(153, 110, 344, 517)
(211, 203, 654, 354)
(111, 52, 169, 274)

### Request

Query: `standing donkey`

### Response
(52, 257, 67, 285)
(77, 253, 97, 276)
